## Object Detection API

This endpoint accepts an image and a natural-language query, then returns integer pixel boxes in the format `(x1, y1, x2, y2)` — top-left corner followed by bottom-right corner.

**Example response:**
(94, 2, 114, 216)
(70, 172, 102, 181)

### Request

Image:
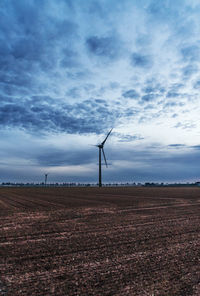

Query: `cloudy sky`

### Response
(1, 0, 200, 183)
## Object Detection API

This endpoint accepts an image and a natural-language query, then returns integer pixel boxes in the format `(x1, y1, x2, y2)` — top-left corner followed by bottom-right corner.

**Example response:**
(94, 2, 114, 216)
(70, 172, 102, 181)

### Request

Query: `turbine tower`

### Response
(96, 129, 112, 187)
(44, 173, 48, 186)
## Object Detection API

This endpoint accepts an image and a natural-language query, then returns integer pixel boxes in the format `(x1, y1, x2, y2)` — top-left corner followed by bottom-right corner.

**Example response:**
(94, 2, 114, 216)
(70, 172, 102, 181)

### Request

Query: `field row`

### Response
(0, 187, 200, 295)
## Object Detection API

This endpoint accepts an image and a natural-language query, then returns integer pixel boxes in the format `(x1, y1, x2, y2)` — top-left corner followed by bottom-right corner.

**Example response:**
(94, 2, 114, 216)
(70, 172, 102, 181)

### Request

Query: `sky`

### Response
(1, 0, 200, 183)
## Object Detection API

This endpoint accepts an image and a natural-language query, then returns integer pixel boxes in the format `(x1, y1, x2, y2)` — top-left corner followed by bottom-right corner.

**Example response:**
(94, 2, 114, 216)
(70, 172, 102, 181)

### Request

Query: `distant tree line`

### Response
(0, 182, 200, 187)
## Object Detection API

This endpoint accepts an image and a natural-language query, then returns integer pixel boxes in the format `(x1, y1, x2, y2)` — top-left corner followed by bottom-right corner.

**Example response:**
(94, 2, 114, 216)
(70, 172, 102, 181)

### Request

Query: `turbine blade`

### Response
(101, 128, 113, 146)
(102, 148, 108, 167)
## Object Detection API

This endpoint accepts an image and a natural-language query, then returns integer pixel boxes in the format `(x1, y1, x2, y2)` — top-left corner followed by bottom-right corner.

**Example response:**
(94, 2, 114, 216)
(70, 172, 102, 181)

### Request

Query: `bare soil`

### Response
(0, 187, 199, 295)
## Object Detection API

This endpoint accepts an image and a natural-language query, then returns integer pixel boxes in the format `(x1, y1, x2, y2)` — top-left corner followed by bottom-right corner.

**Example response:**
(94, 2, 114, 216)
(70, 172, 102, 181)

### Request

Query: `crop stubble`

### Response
(0, 187, 199, 295)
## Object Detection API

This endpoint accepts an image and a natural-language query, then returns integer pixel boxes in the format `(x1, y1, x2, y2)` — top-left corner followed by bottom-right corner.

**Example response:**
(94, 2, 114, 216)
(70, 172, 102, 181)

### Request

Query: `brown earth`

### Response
(0, 186, 199, 296)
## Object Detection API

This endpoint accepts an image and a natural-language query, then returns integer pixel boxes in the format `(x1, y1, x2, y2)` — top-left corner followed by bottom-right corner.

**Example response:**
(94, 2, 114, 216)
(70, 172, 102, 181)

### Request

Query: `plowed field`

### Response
(0, 187, 200, 296)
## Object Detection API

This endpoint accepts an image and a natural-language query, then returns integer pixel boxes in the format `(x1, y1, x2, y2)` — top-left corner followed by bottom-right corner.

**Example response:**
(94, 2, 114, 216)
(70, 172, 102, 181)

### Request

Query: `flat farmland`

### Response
(0, 187, 200, 296)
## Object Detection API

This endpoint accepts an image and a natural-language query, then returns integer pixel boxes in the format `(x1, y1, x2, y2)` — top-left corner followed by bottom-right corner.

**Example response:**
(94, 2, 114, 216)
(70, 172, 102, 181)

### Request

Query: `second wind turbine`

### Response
(95, 129, 112, 187)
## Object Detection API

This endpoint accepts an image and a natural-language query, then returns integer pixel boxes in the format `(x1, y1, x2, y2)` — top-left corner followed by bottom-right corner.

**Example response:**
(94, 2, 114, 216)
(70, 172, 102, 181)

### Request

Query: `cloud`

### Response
(182, 64, 198, 79)
(66, 87, 80, 98)
(0, 0, 79, 97)
(88, 1, 104, 18)
(60, 49, 80, 68)
(147, 0, 183, 23)
(181, 45, 200, 62)
(168, 144, 186, 148)
(122, 89, 139, 99)
(113, 132, 144, 142)
(107, 145, 200, 182)
(174, 122, 196, 130)
(190, 145, 200, 150)
(36, 148, 96, 166)
(193, 80, 200, 89)
(164, 101, 185, 108)
(1, 0, 200, 182)
(169, 83, 184, 92)
(141, 93, 158, 102)
(0, 96, 122, 135)
(131, 52, 153, 68)
(86, 35, 120, 60)
(95, 99, 107, 104)
(166, 92, 180, 98)
(143, 86, 156, 93)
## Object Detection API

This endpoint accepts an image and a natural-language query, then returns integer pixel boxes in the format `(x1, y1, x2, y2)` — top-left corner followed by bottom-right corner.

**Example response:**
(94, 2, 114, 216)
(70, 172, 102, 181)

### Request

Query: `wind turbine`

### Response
(95, 129, 112, 187)
(44, 173, 48, 186)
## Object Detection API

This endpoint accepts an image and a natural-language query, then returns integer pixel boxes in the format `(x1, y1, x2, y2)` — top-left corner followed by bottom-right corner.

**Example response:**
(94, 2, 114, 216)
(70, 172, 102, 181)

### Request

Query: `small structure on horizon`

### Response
(44, 173, 48, 186)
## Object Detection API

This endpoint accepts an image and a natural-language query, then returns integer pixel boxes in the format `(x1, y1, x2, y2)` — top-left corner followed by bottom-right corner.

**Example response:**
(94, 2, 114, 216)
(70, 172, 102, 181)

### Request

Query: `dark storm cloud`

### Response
(122, 89, 139, 99)
(131, 53, 153, 68)
(86, 35, 120, 59)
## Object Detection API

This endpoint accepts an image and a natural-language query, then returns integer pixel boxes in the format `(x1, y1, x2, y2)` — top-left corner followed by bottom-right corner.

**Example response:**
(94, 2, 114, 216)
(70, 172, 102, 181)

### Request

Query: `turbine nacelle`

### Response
(96, 128, 113, 148)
